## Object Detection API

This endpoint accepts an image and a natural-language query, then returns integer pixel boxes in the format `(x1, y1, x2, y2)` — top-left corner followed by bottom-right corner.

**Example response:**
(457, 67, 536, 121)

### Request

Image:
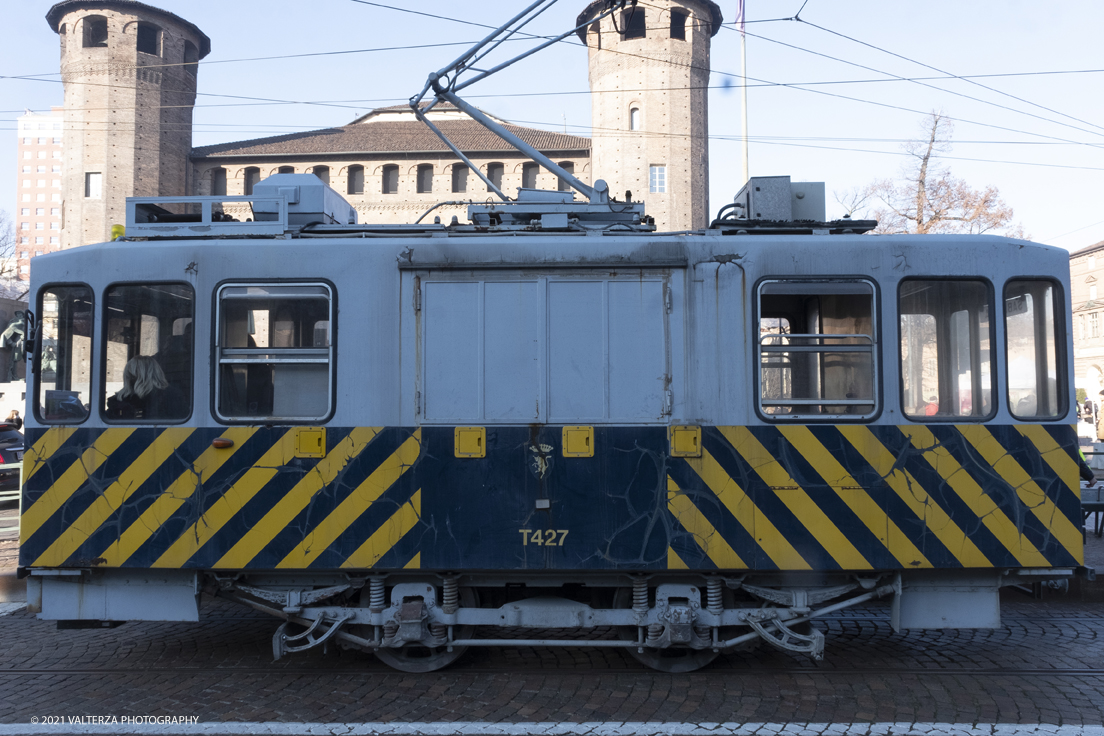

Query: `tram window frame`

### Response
(898, 278, 996, 422)
(213, 281, 335, 424)
(99, 282, 195, 425)
(1004, 278, 1066, 421)
(755, 278, 880, 422)
(35, 283, 94, 425)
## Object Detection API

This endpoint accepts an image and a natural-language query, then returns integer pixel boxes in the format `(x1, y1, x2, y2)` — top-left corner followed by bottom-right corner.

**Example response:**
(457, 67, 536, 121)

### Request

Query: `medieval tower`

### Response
(577, 0, 721, 231)
(46, 1, 210, 248)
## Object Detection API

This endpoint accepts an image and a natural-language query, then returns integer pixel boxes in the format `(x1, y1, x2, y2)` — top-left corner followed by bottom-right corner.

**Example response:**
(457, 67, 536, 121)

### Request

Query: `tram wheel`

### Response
(373, 587, 477, 673)
(612, 588, 718, 673)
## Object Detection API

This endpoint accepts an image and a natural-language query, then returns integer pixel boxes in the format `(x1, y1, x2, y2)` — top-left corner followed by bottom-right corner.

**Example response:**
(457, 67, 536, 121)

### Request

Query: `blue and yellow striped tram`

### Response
(17, 176, 1084, 672)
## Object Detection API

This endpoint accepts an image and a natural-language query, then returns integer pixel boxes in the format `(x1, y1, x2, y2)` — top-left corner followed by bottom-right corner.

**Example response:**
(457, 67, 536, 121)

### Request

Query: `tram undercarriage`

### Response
(27, 567, 1079, 673)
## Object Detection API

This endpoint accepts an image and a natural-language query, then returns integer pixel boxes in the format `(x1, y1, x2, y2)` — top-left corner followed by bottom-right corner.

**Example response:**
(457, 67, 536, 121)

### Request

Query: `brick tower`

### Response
(46, 1, 210, 247)
(577, 0, 721, 231)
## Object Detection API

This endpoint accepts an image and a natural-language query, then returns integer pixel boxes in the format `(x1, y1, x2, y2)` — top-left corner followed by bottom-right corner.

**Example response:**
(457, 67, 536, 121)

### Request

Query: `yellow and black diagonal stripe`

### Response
(19, 427, 424, 570)
(18, 423, 1081, 573)
(666, 424, 1081, 571)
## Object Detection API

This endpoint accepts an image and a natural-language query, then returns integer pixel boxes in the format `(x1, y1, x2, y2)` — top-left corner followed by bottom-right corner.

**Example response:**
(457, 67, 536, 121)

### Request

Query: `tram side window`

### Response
(899, 280, 992, 420)
(101, 284, 194, 422)
(37, 286, 93, 423)
(216, 284, 332, 422)
(758, 280, 876, 418)
(1005, 280, 1062, 419)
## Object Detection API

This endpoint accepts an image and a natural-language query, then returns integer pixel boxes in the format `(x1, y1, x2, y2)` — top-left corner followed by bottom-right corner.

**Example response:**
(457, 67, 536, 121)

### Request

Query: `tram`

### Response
(15, 170, 1085, 672)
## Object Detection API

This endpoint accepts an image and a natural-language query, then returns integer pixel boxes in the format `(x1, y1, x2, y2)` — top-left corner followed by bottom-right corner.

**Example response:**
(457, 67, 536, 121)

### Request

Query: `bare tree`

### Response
(0, 211, 28, 300)
(860, 113, 1023, 237)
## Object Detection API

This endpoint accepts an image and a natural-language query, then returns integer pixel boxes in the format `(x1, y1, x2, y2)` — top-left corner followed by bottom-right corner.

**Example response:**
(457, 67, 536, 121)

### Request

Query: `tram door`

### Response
(417, 272, 673, 425)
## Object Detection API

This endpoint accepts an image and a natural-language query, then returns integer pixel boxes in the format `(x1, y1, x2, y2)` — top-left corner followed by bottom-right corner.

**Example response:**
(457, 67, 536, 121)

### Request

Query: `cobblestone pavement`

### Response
(1, 518, 1103, 732)
(0, 594, 1103, 728)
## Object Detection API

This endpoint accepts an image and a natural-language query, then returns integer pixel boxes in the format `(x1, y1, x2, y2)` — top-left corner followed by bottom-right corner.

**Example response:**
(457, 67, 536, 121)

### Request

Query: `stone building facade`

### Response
(190, 105, 591, 228)
(578, 0, 721, 231)
(44, 0, 720, 238)
(1070, 241, 1104, 406)
(46, 0, 210, 248)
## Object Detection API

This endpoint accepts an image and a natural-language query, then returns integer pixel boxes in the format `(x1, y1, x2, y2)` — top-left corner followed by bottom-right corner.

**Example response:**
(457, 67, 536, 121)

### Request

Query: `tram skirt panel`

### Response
(18, 424, 1082, 572)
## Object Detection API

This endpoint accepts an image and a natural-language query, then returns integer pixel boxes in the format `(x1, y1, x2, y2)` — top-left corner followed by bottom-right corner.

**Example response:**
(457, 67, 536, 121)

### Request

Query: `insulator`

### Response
(707, 577, 723, 615)
(429, 623, 447, 639)
(646, 623, 663, 647)
(382, 621, 398, 640)
(442, 575, 459, 614)
(632, 577, 649, 613)
(368, 577, 386, 613)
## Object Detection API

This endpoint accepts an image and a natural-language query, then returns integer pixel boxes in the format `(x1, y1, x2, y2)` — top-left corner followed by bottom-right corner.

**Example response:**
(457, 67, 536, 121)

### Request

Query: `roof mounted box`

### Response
(252, 174, 358, 226)
(734, 176, 825, 222)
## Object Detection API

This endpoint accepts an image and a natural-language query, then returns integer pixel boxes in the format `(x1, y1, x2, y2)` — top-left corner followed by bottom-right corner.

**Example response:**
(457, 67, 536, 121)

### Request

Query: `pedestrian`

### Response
(1080, 447, 1098, 488)
(5, 409, 20, 431)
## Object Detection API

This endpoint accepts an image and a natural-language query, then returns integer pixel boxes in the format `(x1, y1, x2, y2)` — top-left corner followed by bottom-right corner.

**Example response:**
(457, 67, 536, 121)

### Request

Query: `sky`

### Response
(3, 0, 1104, 250)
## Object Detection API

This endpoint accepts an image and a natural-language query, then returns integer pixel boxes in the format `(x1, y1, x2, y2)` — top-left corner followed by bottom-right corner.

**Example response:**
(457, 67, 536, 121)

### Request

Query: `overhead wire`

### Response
(795, 18, 1104, 135)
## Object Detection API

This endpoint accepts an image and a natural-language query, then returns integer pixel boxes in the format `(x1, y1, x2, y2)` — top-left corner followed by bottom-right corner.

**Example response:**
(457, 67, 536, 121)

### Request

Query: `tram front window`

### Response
(216, 284, 332, 422)
(1005, 279, 1062, 419)
(101, 283, 194, 422)
(899, 279, 993, 420)
(37, 285, 93, 423)
(758, 280, 876, 418)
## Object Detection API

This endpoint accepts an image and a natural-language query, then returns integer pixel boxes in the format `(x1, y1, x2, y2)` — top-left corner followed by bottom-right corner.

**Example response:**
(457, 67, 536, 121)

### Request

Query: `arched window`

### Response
(417, 164, 433, 194)
(313, 165, 330, 185)
(451, 163, 469, 193)
(522, 163, 539, 190)
(487, 162, 504, 192)
(670, 10, 688, 40)
(278, 166, 295, 174)
(622, 8, 646, 39)
(243, 167, 260, 196)
(136, 22, 160, 56)
(382, 165, 399, 194)
(630, 107, 641, 131)
(83, 16, 108, 48)
(211, 167, 227, 196)
(347, 165, 364, 195)
(183, 41, 199, 77)
(557, 162, 575, 192)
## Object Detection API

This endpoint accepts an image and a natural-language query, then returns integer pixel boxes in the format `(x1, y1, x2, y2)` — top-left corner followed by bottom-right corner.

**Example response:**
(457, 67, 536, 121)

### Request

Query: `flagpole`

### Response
(739, 0, 749, 184)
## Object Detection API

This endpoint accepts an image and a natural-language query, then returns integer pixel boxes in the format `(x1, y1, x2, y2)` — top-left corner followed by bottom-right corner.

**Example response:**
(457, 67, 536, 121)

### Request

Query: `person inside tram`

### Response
(924, 395, 939, 416)
(106, 355, 187, 420)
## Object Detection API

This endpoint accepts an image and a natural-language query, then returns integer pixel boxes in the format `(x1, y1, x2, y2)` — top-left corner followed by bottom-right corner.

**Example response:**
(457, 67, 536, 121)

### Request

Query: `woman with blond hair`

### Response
(106, 355, 186, 420)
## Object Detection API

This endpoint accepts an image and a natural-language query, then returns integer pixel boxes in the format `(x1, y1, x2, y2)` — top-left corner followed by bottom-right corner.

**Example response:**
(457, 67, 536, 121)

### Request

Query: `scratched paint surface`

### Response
(18, 424, 1082, 571)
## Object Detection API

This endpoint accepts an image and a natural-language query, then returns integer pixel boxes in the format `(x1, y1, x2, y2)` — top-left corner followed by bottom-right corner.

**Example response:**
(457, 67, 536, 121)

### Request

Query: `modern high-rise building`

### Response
(13, 108, 65, 281)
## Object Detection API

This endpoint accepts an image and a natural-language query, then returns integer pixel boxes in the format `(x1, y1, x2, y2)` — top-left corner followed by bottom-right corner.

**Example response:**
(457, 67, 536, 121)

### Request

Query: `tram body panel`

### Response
(19, 422, 1081, 572)
(18, 228, 1082, 662)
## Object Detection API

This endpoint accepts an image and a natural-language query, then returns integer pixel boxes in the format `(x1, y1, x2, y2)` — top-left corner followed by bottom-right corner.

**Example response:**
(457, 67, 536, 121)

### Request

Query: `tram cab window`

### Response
(36, 285, 93, 423)
(101, 283, 194, 422)
(216, 283, 332, 422)
(758, 280, 876, 419)
(1005, 279, 1063, 419)
(899, 280, 993, 420)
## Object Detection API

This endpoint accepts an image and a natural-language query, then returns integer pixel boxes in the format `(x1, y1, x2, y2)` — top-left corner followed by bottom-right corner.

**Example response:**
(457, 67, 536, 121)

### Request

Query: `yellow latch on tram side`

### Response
(294, 427, 326, 458)
(562, 426, 594, 457)
(454, 427, 486, 458)
(669, 426, 701, 458)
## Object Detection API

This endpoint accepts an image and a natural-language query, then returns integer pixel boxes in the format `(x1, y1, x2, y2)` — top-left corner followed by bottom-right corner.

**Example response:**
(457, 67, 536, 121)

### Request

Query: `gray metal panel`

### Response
(424, 281, 481, 422)
(34, 570, 199, 622)
(548, 280, 606, 422)
(484, 281, 541, 421)
(608, 280, 667, 421)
